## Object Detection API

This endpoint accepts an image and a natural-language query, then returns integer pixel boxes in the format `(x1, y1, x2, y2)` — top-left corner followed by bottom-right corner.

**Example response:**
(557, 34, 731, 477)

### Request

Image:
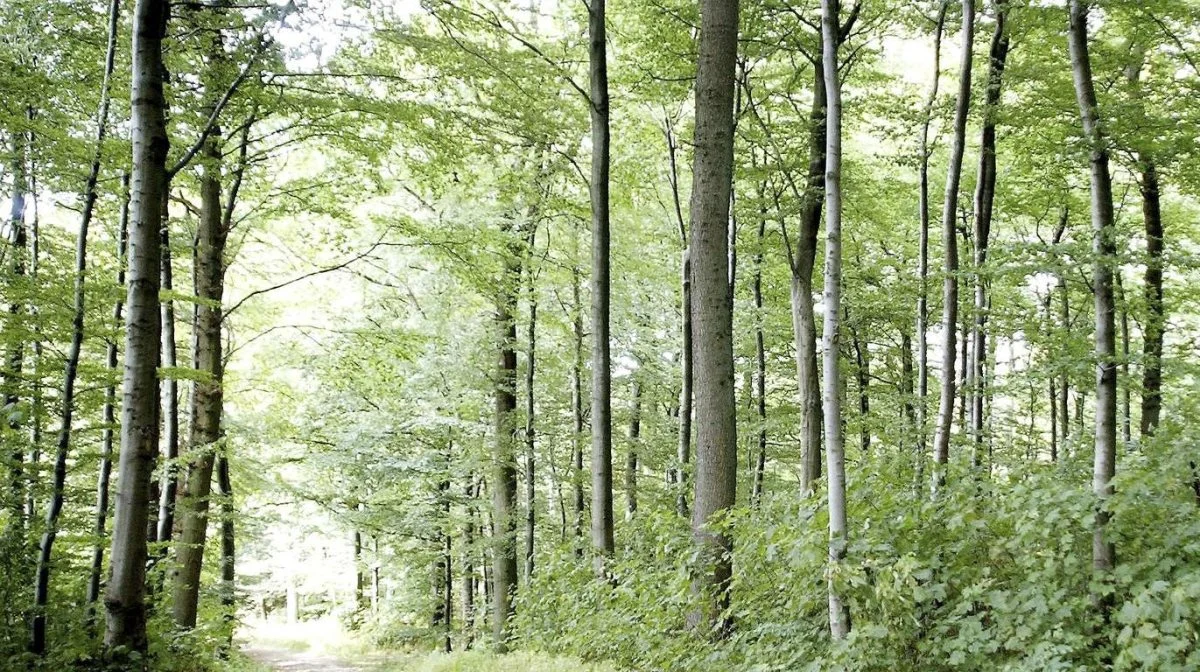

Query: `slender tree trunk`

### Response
(171, 119, 227, 629)
(5, 135, 28, 525)
(687, 0, 739, 637)
(1138, 160, 1164, 438)
(156, 213, 179, 544)
(435, 445, 453, 654)
(666, 120, 692, 518)
(792, 65, 825, 494)
(29, 0, 120, 652)
(570, 240, 585, 551)
(932, 0, 975, 487)
(462, 476, 475, 648)
(215, 452, 235, 650)
(626, 379, 641, 518)
(104, 0, 169, 650)
(917, 1, 948, 466)
(751, 213, 768, 507)
(849, 313, 870, 454)
(969, 1, 1009, 471)
(491, 228, 520, 651)
(821, 0, 850, 639)
(523, 226, 536, 584)
(88, 175, 130, 626)
(1067, 0, 1119, 608)
(1117, 274, 1132, 449)
(588, 0, 614, 561)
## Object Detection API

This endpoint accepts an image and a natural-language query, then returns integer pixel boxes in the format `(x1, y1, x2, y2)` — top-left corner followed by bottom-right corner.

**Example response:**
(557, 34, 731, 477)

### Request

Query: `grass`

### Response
(374, 650, 620, 672)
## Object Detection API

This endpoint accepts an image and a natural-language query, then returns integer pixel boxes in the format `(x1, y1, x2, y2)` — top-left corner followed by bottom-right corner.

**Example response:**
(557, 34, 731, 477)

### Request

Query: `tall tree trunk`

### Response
(523, 226, 536, 584)
(491, 230, 520, 651)
(1137, 162, 1164, 438)
(88, 175, 130, 626)
(156, 214, 179, 544)
(969, 0, 1009, 471)
(916, 0, 949, 467)
(849, 312, 870, 454)
(665, 119, 692, 518)
(105, 0, 169, 650)
(625, 378, 641, 518)
(687, 0, 739, 637)
(570, 235, 585, 551)
(821, 0, 850, 639)
(1066, 0, 1119, 607)
(751, 213, 768, 507)
(791, 65, 825, 494)
(932, 0, 975, 487)
(1116, 274, 1132, 449)
(588, 0, 614, 561)
(5, 133, 28, 524)
(30, 0, 121, 654)
(215, 452, 235, 650)
(171, 120, 227, 629)
(462, 476, 475, 648)
(434, 446, 452, 654)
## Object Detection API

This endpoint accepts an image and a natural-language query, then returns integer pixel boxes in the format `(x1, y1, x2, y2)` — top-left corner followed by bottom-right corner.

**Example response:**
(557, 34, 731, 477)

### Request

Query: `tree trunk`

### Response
(1138, 159, 1164, 438)
(932, 0, 974, 487)
(4, 134, 28, 525)
(849, 313, 870, 454)
(626, 379, 641, 518)
(678, 249, 693, 517)
(88, 175, 130, 626)
(30, 0, 120, 653)
(1066, 0, 1119, 604)
(751, 213, 767, 507)
(687, 0, 739, 637)
(969, 1, 1009, 471)
(570, 237, 585, 551)
(588, 0, 614, 561)
(491, 229, 520, 651)
(215, 452, 235, 649)
(1117, 274, 1132, 449)
(156, 212, 179, 545)
(104, 0, 169, 650)
(172, 119, 227, 629)
(461, 476, 475, 648)
(916, 1, 949, 467)
(523, 226, 536, 584)
(821, 0, 850, 639)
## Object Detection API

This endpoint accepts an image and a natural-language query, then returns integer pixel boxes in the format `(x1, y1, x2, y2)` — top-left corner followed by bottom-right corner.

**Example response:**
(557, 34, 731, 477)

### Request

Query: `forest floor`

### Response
(243, 643, 373, 671)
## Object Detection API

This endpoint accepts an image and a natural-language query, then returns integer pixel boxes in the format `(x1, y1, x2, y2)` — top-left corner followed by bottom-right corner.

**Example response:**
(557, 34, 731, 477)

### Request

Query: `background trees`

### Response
(2, 0, 1200, 670)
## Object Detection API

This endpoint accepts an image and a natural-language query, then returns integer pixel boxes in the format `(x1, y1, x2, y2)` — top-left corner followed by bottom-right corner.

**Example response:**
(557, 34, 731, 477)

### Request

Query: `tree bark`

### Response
(849, 311, 870, 454)
(1137, 160, 1164, 438)
(104, 0, 169, 650)
(171, 117, 227, 629)
(462, 476, 475, 648)
(88, 175, 130, 626)
(1066, 0, 1119, 602)
(916, 0, 949, 467)
(30, 0, 120, 653)
(751, 212, 767, 507)
(932, 0, 975, 488)
(968, 0, 1009, 471)
(4, 133, 28, 525)
(523, 225, 536, 584)
(215, 452, 235, 648)
(491, 228, 520, 651)
(156, 212, 179, 544)
(570, 230, 585, 551)
(625, 378, 641, 518)
(821, 0, 850, 639)
(588, 0, 614, 561)
(665, 119, 692, 518)
(687, 0, 739, 637)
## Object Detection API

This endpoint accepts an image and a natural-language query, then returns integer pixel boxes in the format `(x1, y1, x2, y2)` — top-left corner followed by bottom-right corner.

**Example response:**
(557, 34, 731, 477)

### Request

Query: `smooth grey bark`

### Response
(687, 0, 739, 637)
(916, 1, 949, 467)
(491, 228, 520, 651)
(171, 125, 227, 629)
(625, 378, 641, 518)
(968, 0, 1009, 470)
(1066, 0, 1119, 593)
(821, 0, 850, 639)
(664, 118, 692, 518)
(523, 225, 536, 584)
(5, 133, 28, 524)
(30, 0, 121, 654)
(588, 0, 614, 561)
(750, 211, 767, 507)
(156, 215, 179, 544)
(88, 175, 130, 624)
(105, 0, 169, 650)
(932, 0, 975, 487)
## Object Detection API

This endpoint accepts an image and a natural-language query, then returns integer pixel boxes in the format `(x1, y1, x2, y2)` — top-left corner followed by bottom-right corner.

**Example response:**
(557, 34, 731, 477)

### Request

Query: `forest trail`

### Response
(243, 643, 375, 671)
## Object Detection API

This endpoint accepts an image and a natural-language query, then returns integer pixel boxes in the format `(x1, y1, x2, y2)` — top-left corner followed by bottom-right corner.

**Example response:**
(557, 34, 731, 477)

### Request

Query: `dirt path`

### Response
(243, 643, 374, 672)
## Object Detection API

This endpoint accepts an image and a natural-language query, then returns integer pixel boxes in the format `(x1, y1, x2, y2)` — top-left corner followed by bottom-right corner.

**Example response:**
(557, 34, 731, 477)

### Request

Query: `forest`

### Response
(0, 0, 1198, 669)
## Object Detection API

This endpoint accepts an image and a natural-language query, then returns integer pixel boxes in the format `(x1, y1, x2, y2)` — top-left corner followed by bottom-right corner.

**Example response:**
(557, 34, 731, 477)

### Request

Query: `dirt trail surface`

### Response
(243, 644, 375, 672)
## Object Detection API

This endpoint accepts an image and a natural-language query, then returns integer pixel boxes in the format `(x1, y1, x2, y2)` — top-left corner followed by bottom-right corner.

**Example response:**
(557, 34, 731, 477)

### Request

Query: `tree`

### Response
(687, 0, 739, 637)
(931, 0, 974, 486)
(104, 0, 169, 650)
(1066, 0, 1118, 605)
(820, 0, 850, 640)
